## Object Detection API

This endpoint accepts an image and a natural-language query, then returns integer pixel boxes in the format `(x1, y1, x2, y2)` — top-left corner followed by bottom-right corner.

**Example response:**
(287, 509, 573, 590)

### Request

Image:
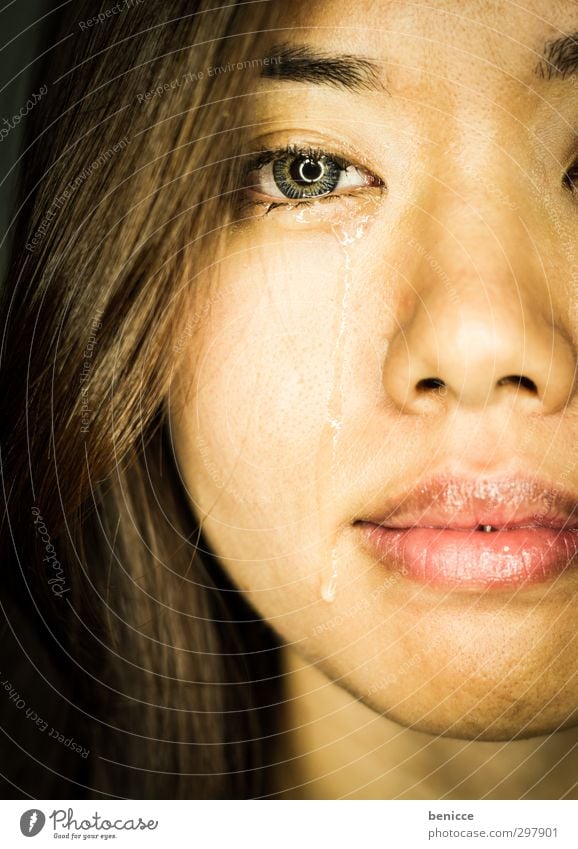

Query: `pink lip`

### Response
(356, 476, 578, 588)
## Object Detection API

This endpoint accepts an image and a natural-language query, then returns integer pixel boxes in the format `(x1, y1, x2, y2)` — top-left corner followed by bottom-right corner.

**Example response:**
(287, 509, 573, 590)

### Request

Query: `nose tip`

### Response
(384, 313, 577, 415)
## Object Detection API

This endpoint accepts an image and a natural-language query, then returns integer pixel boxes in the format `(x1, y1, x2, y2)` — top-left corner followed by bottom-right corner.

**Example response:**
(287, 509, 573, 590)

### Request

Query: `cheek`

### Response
(170, 227, 347, 534)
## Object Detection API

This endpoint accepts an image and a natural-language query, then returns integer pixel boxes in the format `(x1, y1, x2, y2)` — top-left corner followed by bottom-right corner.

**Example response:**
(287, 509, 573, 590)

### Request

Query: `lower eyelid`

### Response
(244, 186, 379, 206)
(242, 190, 383, 222)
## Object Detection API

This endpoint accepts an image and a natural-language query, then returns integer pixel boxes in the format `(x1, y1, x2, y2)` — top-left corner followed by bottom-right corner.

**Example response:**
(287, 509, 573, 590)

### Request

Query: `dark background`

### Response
(0, 1, 50, 283)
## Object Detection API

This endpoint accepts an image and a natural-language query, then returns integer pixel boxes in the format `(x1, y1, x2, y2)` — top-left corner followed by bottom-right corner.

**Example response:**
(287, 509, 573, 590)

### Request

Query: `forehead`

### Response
(274, 0, 578, 87)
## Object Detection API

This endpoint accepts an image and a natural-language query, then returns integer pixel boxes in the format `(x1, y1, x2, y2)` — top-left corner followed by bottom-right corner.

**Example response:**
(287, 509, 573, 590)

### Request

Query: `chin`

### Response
(367, 691, 578, 741)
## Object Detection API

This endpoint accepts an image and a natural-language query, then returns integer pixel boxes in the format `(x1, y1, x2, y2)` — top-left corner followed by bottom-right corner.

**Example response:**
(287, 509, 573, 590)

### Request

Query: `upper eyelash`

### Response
(242, 144, 358, 177)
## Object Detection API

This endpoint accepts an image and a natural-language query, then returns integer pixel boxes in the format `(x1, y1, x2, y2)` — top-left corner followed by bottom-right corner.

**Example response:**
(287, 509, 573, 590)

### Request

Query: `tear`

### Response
(318, 208, 376, 603)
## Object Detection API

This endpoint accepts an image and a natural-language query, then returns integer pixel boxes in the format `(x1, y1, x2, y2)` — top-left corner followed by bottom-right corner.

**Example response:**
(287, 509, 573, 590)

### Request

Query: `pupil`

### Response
(291, 157, 324, 185)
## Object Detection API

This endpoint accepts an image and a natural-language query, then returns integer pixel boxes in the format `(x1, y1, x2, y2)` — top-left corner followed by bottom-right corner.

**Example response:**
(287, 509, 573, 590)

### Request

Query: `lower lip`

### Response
(358, 524, 578, 588)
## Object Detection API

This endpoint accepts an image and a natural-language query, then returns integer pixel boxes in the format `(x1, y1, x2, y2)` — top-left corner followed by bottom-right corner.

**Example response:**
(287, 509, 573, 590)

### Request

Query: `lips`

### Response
(356, 476, 578, 588)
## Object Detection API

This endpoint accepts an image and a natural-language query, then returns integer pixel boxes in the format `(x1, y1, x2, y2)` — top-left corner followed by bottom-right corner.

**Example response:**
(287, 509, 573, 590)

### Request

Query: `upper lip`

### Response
(358, 475, 578, 531)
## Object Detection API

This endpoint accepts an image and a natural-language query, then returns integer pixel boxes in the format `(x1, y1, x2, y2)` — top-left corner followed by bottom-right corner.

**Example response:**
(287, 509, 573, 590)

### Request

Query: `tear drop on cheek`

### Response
(321, 554, 338, 603)
(318, 209, 376, 604)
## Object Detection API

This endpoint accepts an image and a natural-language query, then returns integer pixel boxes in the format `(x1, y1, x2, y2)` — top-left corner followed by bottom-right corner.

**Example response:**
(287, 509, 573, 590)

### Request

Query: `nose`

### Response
(383, 226, 577, 415)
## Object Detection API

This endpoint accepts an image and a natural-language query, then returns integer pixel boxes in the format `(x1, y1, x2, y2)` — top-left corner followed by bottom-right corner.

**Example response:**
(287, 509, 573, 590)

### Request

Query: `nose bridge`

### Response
(426, 150, 530, 281)
(421, 189, 535, 329)
(417, 189, 527, 308)
(383, 179, 577, 414)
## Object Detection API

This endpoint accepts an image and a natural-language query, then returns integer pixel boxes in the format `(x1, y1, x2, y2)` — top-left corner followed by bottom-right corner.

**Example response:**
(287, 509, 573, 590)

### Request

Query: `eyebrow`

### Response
(535, 33, 578, 80)
(261, 44, 386, 92)
(262, 39, 578, 89)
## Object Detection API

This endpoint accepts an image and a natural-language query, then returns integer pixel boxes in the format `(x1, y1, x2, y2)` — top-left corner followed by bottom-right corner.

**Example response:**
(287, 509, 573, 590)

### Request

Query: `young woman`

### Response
(1, 0, 577, 799)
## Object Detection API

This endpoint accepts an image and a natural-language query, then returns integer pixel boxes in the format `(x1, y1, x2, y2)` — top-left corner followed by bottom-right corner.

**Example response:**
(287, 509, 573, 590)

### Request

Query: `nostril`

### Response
(416, 377, 446, 392)
(496, 374, 538, 394)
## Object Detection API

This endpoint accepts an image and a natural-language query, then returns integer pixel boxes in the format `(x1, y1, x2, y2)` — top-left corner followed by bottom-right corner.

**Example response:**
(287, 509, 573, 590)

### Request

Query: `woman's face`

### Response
(170, 0, 578, 739)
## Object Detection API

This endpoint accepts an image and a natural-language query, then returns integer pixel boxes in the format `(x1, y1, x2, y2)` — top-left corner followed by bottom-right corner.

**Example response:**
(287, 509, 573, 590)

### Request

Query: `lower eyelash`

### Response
(245, 193, 358, 216)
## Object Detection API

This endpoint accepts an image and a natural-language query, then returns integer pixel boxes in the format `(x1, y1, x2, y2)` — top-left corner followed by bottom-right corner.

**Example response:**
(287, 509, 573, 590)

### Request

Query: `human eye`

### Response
(240, 143, 384, 212)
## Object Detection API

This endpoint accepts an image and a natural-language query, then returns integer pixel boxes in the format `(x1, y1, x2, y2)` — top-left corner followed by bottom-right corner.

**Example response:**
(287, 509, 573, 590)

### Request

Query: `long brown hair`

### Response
(0, 0, 282, 799)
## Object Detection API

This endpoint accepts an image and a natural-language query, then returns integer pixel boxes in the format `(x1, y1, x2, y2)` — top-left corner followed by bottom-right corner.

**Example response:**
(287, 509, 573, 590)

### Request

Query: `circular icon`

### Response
(19, 810, 46, 837)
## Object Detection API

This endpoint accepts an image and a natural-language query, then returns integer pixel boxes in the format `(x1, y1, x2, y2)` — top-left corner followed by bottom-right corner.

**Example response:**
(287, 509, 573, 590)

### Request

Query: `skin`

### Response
(169, 0, 578, 797)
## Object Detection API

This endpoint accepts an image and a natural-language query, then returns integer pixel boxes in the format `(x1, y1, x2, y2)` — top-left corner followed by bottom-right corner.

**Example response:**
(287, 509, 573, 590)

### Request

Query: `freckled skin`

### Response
(169, 0, 578, 757)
